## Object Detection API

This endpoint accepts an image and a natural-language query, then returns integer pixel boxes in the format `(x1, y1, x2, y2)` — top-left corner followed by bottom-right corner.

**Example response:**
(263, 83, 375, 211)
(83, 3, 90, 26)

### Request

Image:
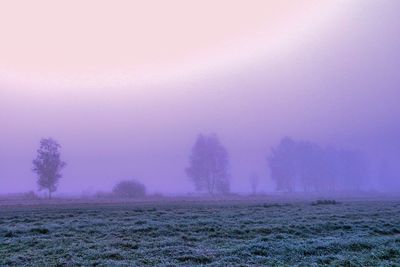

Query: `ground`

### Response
(1, 198, 400, 266)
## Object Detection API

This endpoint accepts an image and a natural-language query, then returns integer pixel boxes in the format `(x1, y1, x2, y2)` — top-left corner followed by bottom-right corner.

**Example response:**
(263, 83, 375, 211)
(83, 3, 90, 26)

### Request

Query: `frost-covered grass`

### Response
(1, 199, 400, 266)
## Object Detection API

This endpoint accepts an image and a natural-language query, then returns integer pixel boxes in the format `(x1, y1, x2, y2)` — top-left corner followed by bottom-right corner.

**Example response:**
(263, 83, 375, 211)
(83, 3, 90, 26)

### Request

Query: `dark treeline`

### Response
(268, 137, 369, 193)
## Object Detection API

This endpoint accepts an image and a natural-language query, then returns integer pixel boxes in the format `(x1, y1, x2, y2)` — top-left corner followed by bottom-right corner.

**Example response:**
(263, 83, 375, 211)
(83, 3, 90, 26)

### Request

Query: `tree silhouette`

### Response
(268, 137, 297, 192)
(32, 138, 66, 199)
(249, 172, 260, 195)
(268, 137, 368, 192)
(186, 133, 230, 194)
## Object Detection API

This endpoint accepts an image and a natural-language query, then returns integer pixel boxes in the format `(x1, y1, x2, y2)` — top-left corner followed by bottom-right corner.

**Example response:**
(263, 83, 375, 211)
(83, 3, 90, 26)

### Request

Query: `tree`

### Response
(268, 137, 369, 193)
(32, 138, 66, 199)
(335, 149, 368, 191)
(295, 141, 326, 192)
(268, 137, 297, 192)
(186, 133, 230, 194)
(113, 180, 146, 198)
(249, 172, 260, 194)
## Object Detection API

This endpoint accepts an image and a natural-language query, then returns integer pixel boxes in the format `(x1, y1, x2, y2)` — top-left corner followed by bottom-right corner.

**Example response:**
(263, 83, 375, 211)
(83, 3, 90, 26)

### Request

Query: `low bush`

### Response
(30, 228, 49, 234)
(113, 180, 146, 198)
(311, 199, 339, 206)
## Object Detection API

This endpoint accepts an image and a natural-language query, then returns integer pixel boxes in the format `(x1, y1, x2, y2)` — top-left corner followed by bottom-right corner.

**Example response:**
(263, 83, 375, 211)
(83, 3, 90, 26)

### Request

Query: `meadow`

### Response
(1, 197, 400, 266)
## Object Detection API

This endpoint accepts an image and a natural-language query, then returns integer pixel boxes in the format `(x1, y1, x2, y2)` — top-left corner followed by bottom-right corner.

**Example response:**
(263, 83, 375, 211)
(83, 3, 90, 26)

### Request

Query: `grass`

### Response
(1, 199, 400, 266)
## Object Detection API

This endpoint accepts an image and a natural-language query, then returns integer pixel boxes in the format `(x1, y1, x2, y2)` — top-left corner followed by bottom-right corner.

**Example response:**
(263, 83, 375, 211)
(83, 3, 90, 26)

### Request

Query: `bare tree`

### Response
(32, 138, 66, 199)
(186, 133, 230, 194)
(249, 172, 260, 195)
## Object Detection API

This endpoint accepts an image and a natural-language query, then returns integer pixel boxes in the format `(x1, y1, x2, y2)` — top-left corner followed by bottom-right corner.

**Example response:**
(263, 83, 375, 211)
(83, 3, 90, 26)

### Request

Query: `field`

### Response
(1, 198, 400, 266)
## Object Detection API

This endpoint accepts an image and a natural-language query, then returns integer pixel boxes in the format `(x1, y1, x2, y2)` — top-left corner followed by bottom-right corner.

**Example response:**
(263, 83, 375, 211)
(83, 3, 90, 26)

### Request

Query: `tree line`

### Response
(31, 134, 370, 198)
(268, 137, 368, 192)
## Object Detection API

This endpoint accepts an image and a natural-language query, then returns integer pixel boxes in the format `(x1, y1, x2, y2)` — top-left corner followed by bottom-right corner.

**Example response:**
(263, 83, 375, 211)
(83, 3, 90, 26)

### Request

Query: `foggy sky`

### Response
(1, 1, 400, 195)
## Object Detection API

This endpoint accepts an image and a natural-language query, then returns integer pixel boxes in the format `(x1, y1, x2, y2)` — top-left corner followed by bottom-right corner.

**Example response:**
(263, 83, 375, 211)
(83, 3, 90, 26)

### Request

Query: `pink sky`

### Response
(0, 0, 353, 89)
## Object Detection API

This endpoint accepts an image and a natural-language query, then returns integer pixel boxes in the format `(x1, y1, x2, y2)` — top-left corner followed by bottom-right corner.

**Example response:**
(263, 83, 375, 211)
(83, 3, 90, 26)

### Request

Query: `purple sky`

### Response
(1, 1, 400, 195)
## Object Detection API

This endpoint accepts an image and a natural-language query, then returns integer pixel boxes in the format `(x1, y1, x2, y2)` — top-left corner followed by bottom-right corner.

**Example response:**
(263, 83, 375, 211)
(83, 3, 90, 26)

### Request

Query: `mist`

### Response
(1, 0, 400, 196)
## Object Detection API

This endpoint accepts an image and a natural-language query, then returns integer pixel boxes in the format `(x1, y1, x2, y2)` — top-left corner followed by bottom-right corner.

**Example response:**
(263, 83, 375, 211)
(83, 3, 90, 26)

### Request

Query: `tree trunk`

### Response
(207, 175, 214, 195)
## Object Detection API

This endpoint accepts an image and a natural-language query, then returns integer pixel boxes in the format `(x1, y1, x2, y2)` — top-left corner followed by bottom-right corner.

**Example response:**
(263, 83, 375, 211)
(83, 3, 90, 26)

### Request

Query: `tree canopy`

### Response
(32, 138, 66, 198)
(268, 137, 368, 192)
(186, 134, 230, 194)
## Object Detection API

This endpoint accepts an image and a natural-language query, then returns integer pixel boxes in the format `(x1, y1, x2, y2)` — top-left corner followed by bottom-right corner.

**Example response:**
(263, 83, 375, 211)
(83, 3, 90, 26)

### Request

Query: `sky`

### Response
(1, 0, 400, 195)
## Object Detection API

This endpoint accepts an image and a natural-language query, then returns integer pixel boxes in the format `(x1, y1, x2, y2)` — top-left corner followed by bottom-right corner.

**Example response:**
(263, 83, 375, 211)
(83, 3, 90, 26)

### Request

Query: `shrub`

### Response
(95, 191, 114, 199)
(4, 231, 14, 238)
(112, 180, 146, 198)
(311, 199, 339, 206)
(23, 191, 39, 200)
(30, 228, 49, 234)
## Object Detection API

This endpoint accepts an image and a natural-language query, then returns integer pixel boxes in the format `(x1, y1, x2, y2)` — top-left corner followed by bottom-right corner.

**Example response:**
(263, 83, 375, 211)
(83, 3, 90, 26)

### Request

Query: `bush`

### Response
(23, 191, 39, 200)
(112, 180, 146, 198)
(311, 199, 339, 206)
(95, 191, 114, 199)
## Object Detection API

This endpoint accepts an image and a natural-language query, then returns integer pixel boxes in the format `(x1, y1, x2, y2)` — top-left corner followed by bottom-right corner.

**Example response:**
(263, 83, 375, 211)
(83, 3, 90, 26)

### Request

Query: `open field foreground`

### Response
(1, 199, 400, 266)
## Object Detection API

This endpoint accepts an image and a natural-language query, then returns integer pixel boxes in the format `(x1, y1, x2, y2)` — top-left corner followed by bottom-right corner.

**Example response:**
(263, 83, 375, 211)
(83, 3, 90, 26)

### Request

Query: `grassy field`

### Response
(1, 198, 400, 266)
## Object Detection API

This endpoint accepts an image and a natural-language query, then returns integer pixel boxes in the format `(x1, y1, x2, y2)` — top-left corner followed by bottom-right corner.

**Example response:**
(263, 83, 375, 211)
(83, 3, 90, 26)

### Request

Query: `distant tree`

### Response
(32, 138, 66, 199)
(378, 158, 396, 191)
(296, 141, 326, 192)
(249, 172, 260, 194)
(268, 137, 369, 193)
(336, 149, 368, 191)
(186, 133, 230, 194)
(113, 180, 146, 198)
(268, 137, 297, 192)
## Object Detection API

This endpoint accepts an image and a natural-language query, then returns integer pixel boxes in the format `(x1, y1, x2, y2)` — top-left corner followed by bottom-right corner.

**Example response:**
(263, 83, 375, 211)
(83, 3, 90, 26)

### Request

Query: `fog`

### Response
(1, 1, 400, 196)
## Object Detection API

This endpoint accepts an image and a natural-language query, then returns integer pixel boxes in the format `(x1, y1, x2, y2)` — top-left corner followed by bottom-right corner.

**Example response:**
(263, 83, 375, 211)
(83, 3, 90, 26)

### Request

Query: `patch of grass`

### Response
(115, 242, 139, 250)
(30, 228, 49, 234)
(250, 245, 270, 257)
(103, 252, 124, 260)
(176, 255, 213, 264)
(4, 231, 14, 238)
(347, 241, 373, 251)
(379, 248, 400, 260)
